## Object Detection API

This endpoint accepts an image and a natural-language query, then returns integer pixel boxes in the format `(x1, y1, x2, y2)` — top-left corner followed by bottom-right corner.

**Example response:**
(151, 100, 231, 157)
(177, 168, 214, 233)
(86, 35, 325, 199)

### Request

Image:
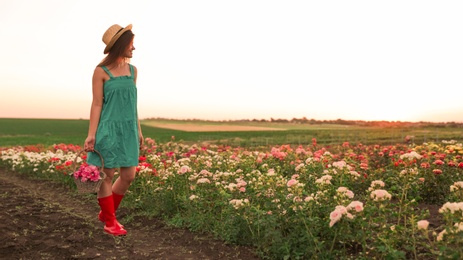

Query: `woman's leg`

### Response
(112, 166, 136, 195)
(98, 167, 136, 226)
(98, 168, 117, 198)
(97, 168, 127, 236)
(102, 166, 136, 227)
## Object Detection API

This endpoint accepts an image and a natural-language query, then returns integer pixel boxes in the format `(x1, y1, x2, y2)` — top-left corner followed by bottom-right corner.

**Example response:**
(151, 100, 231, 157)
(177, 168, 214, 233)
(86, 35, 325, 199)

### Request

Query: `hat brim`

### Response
(103, 24, 133, 54)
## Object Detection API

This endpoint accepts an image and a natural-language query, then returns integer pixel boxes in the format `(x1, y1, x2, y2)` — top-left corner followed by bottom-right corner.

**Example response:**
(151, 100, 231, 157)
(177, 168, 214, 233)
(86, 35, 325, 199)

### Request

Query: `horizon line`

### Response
(1, 116, 462, 124)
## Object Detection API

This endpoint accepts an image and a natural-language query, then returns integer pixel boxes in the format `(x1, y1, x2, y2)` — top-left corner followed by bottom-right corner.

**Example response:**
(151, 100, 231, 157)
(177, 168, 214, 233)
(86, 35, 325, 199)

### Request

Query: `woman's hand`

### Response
(139, 132, 144, 147)
(84, 135, 96, 152)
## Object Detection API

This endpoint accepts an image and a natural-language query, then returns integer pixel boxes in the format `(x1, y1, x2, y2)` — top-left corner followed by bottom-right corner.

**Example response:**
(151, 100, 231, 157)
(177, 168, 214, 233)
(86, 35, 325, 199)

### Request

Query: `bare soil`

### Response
(0, 168, 260, 260)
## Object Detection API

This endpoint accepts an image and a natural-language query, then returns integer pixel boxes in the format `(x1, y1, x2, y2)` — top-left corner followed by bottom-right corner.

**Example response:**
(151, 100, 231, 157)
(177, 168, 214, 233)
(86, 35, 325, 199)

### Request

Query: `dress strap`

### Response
(129, 64, 134, 78)
(101, 66, 114, 78)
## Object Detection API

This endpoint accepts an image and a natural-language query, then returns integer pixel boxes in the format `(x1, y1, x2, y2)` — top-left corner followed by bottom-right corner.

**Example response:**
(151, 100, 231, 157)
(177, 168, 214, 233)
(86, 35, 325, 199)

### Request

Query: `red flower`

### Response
(433, 169, 442, 175)
(433, 160, 444, 165)
(448, 161, 456, 167)
(458, 162, 463, 169)
(139, 156, 147, 162)
(312, 138, 317, 146)
(421, 163, 430, 168)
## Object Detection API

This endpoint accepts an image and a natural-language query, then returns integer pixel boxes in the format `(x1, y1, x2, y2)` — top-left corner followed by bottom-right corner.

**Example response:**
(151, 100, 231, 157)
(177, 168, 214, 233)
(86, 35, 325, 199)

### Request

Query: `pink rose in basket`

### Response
(73, 163, 102, 182)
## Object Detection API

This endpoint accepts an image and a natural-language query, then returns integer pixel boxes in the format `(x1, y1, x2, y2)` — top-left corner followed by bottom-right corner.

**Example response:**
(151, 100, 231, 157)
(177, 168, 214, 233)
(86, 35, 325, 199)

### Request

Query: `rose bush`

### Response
(2, 139, 463, 259)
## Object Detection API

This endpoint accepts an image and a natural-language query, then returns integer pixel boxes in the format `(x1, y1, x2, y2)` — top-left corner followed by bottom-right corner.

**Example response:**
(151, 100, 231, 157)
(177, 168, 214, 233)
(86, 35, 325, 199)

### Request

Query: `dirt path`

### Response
(0, 168, 260, 260)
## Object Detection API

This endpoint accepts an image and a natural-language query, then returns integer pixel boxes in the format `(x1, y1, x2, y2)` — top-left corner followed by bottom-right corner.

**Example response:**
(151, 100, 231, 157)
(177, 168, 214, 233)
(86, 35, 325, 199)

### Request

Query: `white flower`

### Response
(450, 181, 463, 192)
(229, 199, 250, 209)
(400, 151, 422, 160)
(439, 202, 463, 213)
(196, 178, 211, 184)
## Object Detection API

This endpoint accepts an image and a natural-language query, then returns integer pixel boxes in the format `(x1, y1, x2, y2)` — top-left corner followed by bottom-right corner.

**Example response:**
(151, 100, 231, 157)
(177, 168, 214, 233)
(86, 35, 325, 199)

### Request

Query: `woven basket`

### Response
(72, 150, 106, 194)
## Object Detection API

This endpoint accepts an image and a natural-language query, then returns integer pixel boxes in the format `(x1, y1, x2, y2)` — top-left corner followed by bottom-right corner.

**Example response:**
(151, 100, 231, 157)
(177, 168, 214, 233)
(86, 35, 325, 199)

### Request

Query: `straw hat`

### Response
(102, 24, 133, 54)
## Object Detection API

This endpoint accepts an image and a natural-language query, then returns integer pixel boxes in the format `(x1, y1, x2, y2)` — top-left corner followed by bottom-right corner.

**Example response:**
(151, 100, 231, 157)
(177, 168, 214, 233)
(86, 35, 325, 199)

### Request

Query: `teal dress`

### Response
(87, 64, 139, 168)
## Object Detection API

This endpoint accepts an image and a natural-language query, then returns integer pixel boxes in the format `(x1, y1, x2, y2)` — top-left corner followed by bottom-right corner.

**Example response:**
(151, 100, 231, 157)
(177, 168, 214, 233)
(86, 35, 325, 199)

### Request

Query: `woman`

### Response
(84, 24, 143, 236)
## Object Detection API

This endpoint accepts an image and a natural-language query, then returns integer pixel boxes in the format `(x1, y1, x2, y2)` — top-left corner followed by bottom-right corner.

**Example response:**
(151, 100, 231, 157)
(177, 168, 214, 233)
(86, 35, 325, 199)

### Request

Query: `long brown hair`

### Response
(98, 30, 135, 68)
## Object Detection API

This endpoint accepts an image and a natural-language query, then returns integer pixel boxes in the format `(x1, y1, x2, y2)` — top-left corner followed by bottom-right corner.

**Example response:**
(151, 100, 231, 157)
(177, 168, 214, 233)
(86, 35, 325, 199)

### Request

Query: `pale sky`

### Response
(1, 0, 462, 123)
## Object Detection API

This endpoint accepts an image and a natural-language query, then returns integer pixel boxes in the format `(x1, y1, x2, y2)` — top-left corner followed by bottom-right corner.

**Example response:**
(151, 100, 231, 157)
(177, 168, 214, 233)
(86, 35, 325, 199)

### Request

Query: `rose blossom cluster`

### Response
(370, 189, 392, 202)
(399, 151, 422, 160)
(73, 163, 101, 182)
(336, 187, 354, 199)
(229, 198, 250, 209)
(437, 222, 463, 241)
(329, 201, 364, 227)
(368, 180, 392, 202)
(368, 180, 385, 191)
(450, 181, 463, 192)
(439, 202, 463, 214)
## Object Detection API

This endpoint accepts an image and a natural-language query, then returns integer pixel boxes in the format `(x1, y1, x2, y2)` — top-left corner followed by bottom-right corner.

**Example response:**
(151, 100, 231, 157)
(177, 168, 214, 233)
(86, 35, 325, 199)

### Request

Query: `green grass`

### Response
(0, 118, 462, 147)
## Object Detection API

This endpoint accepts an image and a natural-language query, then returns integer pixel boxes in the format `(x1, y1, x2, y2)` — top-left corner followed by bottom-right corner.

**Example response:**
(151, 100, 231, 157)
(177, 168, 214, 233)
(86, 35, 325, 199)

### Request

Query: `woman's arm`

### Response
(133, 65, 144, 147)
(84, 67, 105, 151)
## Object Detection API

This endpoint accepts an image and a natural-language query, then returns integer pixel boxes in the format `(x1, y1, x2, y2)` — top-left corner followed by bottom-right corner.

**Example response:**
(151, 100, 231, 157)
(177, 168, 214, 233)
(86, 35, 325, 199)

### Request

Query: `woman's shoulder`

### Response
(129, 64, 138, 78)
(94, 66, 106, 74)
(93, 66, 109, 81)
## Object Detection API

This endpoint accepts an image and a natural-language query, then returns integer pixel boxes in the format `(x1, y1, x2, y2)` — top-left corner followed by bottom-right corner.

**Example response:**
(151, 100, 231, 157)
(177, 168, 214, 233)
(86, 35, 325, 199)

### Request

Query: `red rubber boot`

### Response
(113, 192, 124, 212)
(98, 195, 127, 236)
(98, 192, 125, 228)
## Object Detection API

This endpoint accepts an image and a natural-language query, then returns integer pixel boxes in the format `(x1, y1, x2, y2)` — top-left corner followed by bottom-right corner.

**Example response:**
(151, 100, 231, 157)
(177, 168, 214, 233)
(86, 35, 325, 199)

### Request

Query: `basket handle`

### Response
(72, 149, 105, 174)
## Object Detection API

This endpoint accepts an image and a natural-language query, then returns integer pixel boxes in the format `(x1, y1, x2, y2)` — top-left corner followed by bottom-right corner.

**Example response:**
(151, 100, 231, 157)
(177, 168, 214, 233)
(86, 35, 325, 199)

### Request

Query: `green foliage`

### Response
(3, 127, 463, 259)
(1, 118, 463, 147)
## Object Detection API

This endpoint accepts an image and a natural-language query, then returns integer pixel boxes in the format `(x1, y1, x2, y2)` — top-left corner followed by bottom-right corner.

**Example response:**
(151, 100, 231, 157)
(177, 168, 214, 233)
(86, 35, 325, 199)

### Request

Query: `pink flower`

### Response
(332, 160, 347, 169)
(360, 162, 368, 170)
(237, 180, 247, 188)
(329, 206, 348, 227)
(178, 165, 191, 174)
(329, 210, 343, 227)
(417, 220, 429, 230)
(196, 178, 210, 184)
(287, 179, 299, 187)
(145, 137, 156, 146)
(347, 201, 364, 212)
(73, 164, 101, 182)
(370, 189, 392, 201)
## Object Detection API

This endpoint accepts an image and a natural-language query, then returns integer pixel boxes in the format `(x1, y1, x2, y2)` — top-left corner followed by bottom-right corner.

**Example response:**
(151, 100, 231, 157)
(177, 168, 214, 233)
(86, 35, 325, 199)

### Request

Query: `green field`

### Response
(1, 118, 462, 147)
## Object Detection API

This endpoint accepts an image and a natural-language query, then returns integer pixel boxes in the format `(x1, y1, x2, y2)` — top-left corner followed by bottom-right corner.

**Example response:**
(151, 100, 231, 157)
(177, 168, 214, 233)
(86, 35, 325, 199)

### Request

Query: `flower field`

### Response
(2, 138, 463, 259)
